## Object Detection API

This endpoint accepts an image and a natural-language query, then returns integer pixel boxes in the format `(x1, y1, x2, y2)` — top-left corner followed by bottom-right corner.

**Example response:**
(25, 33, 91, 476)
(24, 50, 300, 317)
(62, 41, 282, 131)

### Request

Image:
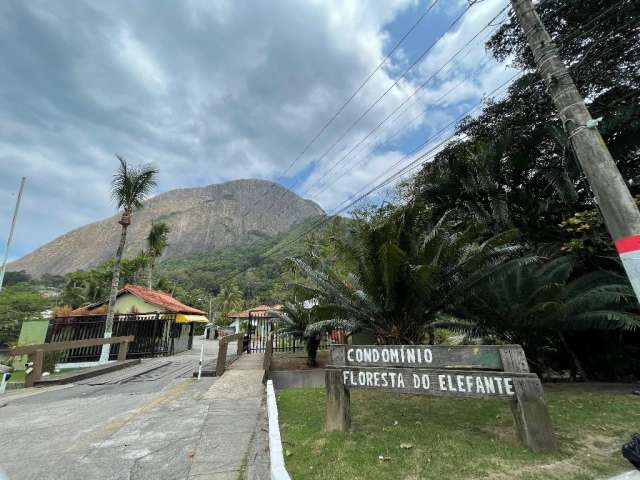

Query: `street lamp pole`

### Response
(0, 177, 26, 292)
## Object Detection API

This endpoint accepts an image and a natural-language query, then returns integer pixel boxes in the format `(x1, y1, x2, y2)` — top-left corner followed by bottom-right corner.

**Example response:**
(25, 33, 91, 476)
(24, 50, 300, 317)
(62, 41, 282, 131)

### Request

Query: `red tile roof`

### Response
(122, 284, 206, 314)
(68, 305, 97, 316)
(68, 284, 206, 316)
(226, 304, 282, 319)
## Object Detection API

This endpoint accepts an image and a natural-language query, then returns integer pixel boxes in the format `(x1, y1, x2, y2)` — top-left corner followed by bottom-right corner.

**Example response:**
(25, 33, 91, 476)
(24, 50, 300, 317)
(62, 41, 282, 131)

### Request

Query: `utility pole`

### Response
(0, 177, 26, 292)
(510, 0, 640, 300)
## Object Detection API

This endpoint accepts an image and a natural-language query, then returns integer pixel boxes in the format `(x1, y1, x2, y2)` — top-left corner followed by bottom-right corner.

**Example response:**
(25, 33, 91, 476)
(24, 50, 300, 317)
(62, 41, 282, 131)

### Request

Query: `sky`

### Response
(0, 0, 517, 261)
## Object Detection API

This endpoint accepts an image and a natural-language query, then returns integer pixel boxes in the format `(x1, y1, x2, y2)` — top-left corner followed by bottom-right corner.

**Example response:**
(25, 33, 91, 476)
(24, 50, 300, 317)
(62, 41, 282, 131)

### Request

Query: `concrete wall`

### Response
(269, 369, 326, 390)
(113, 293, 160, 314)
(12, 319, 50, 371)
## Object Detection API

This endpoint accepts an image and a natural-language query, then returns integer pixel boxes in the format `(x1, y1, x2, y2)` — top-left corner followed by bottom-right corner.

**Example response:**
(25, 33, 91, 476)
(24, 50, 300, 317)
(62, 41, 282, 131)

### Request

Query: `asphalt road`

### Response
(0, 338, 226, 480)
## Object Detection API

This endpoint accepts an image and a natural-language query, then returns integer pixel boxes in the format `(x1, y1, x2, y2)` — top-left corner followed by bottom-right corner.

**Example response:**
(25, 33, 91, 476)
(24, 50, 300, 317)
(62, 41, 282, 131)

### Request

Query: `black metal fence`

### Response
(47, 313, 193, 362)
(245, 314, 346, 353)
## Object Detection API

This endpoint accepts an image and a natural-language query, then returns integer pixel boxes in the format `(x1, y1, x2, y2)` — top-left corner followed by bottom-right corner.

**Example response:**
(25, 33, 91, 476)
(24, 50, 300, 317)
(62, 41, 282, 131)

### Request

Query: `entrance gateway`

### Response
(325, 344, 557, 452)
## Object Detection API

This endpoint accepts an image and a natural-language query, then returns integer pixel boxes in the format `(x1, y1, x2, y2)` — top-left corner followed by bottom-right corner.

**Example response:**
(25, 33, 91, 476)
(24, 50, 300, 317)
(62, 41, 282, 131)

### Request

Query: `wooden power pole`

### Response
(510, 0, 640, 300)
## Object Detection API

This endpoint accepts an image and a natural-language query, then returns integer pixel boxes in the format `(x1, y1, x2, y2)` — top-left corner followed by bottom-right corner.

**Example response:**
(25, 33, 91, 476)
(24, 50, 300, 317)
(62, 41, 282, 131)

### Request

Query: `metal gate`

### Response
(245, 312, 346, 353)
(47, 313, 190, 362)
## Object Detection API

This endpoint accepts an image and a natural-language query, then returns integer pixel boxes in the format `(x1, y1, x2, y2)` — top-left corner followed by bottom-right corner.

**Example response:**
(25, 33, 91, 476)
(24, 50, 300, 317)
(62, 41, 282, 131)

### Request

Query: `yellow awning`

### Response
(176, 314, 209, 324)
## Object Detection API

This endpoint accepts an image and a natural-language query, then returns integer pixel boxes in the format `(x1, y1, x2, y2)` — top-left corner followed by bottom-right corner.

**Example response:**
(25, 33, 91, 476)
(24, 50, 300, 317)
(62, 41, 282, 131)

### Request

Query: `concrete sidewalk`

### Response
(0, 341, 268, 480)
(187, 354, 269, 480)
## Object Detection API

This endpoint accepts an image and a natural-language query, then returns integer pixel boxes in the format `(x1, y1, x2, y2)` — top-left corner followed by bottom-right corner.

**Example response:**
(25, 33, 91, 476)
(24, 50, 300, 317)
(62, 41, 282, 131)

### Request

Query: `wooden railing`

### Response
(1, 336, 134, 387)
(215, 333, 244, 377)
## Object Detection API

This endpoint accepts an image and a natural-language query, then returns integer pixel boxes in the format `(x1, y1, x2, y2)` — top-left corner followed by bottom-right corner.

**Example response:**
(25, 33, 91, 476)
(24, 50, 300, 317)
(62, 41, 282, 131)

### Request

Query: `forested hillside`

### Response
(43, 215, 351, 315)
(157, 215, 350, 306)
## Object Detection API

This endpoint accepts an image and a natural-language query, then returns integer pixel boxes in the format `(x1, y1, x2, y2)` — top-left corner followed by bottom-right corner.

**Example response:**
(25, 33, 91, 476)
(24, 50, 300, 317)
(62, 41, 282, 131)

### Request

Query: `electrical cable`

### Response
(212, 0, 634, 286)
(238, 0, 443, 218)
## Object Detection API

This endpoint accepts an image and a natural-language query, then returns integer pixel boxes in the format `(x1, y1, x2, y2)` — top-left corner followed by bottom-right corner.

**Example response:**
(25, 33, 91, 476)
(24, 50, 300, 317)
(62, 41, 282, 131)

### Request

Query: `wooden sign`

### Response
(331, 345, 527, 370)
(325, 344, 557, 453)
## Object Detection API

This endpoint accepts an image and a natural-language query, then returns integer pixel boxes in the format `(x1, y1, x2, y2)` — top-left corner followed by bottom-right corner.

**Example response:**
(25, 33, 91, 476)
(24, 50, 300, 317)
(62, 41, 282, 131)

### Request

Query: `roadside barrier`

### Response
(266, 379, 292, 480)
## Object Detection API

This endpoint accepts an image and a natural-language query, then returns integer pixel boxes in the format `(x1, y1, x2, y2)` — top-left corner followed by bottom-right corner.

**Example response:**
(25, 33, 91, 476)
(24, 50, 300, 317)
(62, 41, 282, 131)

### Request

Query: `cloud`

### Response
(295, 0, 518, 214)
(0, 0, 516, 259)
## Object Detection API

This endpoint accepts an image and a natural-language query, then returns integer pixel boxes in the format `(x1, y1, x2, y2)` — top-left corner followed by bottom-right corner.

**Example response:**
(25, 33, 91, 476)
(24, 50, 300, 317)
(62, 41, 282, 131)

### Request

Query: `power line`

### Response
(289, 0, 628, 214)
(216, 72, 521, 286)
(310, 0, 632, 203)
(240, 0, 442, 218)
(214, 0, 633, 286)
(326, 72, 521, 215)
(306, 24, 501, 197)
(260, 2, 506, 215)
(307, 22, 506, 198)
(313, 5, 510, 186)
(328, 17, 639, 216)
(302, 1, 480, 173)
(278, 0, 442, 178)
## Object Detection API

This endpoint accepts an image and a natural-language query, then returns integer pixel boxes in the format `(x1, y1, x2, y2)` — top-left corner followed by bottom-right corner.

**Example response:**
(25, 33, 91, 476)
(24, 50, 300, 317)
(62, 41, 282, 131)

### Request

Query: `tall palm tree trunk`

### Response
(99, 214, 129, 363)
(147, 256, 155, 289)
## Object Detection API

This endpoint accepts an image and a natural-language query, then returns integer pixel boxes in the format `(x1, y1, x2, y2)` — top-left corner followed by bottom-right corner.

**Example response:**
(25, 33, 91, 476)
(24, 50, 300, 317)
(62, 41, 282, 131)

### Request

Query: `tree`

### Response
(100, 156, 158, 363)
(411, 134, 578, 245)
(60, 255, 149, 309)
(145, 222, 170, 288)
(215, 284, 244, 323)
(0, 285, 49, 346)
(273, 302, 321, 366)
(2, 271, 32, 287)
(294, 206, 522, 344)
(409, 0, 640, 263)
(439, 256, 640, 378)
(62, 267, 110, 308)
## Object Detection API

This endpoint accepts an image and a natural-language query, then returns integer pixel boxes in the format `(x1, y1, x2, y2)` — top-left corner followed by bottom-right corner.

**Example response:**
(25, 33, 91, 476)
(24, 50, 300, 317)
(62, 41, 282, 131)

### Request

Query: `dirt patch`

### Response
(270, 351, 329, 371)
(484, 433, 625, 480)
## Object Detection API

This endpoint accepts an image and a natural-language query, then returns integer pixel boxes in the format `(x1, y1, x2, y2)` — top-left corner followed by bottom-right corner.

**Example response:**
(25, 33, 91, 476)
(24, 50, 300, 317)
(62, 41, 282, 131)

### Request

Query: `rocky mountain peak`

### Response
(8, 179, 324, 277)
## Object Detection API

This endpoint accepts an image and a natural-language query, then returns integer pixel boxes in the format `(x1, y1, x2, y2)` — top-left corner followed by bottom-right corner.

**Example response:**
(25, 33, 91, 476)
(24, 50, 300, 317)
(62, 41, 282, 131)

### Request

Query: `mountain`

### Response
(8, 179, 324, 277)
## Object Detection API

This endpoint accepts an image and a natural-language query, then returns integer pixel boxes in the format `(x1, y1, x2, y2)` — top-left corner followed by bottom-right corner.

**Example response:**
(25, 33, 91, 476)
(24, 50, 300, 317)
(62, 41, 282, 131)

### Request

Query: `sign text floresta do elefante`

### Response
(326, 344, 558, 452)
(341, 367, 518, 399)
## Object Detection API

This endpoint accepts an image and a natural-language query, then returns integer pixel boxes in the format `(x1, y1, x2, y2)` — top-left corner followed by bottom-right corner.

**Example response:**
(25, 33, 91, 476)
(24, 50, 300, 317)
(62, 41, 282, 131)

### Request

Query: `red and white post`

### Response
(616, 236, 640, 301)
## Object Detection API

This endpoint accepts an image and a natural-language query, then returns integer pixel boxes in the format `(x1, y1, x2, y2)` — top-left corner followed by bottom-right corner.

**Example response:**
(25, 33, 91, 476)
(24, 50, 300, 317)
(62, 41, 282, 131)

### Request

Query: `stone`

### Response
(8, 179, 324, 277)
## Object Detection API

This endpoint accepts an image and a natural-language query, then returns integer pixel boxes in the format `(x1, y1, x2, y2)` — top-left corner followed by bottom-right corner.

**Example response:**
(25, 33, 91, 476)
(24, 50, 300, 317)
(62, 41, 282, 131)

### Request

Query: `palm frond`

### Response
(305, 318, 358, 336)
(112, 155, 158, 211)
(565, 310, 640, 331)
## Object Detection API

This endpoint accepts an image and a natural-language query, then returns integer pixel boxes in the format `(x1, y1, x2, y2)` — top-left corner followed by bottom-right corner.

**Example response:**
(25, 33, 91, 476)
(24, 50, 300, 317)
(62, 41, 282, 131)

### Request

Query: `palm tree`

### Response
(294, 207, 523, 344)
(99, 156, 158, 363)
(414, 138, 578, 241)
(438, 256, 640, 379)
(272, 302, 321, 366)
(216, 284, 244, 321)
(145, 222, 170, 288)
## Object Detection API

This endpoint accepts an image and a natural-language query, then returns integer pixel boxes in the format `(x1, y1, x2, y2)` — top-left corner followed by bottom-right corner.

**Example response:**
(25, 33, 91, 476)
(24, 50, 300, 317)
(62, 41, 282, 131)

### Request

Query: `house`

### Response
(225, 304, 282, 333)
(70, 284, 208, 320)
(49, 284, 209, 362)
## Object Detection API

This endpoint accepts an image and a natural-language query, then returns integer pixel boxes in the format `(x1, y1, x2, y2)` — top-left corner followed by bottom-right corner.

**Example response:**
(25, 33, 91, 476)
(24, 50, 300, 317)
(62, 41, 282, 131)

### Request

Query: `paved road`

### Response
(0, 338, 245, 480)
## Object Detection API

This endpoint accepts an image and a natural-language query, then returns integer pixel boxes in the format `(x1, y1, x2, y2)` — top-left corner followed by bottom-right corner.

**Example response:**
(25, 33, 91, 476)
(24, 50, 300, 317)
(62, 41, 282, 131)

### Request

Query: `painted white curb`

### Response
(266, 380, 292, 480)
(608, 471, 640, 480)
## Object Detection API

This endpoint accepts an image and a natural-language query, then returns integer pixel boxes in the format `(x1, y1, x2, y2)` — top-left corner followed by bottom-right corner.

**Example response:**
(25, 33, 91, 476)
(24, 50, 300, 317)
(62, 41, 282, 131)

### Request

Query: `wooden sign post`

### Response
(325, 344, 557, 453)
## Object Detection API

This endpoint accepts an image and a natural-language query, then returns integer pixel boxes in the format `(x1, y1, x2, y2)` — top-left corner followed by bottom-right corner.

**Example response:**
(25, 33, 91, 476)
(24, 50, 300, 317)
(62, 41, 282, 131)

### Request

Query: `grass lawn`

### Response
(6, 370, 25, 383)
(277, 384, 638, 479)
